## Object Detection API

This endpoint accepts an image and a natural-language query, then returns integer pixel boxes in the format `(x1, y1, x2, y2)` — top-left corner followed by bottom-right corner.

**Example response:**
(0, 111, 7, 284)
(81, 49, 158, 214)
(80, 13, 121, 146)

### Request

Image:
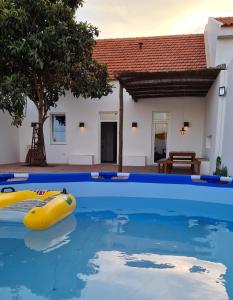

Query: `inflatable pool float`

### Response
(0, 187, 76, 230)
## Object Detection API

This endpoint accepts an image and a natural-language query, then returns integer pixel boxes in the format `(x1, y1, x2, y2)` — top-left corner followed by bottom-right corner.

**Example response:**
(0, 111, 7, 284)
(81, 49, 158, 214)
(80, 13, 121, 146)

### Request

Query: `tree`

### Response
(0, 0, 112, 165)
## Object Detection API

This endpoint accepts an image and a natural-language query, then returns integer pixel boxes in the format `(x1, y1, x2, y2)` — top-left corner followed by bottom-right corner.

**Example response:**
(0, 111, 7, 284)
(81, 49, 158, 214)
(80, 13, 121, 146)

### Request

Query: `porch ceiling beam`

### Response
(131, 91, 207, 97)
(116, 69, 221, 101)
(116, 69, 221, 82)
(126, 83, 212, 91)
(134, 93, 207, 100)
(132, 94, 207, 99)
(128, 88, 210, 95)
(123, 78, 215, 86)
(132, 89, 208, 93)
(133, 92, 207, 97)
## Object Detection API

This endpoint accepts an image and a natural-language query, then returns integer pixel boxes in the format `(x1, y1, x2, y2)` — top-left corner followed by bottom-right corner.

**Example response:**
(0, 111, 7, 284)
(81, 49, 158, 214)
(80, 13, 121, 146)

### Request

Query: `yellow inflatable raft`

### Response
(0, 187, 76, 230)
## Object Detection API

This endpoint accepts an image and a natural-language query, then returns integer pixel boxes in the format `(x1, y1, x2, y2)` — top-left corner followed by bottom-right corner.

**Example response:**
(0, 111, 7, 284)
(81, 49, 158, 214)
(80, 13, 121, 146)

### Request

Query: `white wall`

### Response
(216, 38, 233, 67)
(0, 112, 19, 164)
(205, 18, 220, 67)
(204, 71, 227, 173)
(221, 60, 233, 175)
(205, 18, 233, 67)
(19, 82, 206, 165)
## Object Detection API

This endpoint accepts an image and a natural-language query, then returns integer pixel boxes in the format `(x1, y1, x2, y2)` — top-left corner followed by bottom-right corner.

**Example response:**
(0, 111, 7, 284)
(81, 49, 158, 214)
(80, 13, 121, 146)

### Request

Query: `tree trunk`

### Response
(28, 76, 47, 166)
(37, 122, 47, 166)
(118, 83, 123, 172)
(28, 122, 47, 166)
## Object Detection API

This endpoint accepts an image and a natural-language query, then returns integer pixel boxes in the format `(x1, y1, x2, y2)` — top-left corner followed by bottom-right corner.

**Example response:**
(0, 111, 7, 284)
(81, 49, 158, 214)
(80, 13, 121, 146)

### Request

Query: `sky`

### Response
(77, 0, 233, 38)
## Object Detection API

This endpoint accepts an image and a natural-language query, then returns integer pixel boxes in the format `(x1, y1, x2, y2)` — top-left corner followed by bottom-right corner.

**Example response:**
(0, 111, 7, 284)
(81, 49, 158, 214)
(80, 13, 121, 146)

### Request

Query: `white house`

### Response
(1, 16, 233, 175)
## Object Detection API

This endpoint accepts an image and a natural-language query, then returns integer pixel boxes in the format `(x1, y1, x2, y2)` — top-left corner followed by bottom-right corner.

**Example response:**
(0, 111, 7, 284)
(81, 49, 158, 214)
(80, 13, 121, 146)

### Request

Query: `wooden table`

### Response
(158, 152, 201, 174)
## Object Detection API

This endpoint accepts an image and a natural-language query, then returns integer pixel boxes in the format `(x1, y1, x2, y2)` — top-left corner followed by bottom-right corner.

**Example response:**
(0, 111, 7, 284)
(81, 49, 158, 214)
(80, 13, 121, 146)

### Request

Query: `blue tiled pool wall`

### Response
(0, 172, 233, 187)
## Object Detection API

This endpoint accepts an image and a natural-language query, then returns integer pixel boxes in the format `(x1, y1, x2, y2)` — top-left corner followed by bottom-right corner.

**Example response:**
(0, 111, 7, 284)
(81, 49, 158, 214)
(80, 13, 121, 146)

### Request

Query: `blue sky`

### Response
(77, 0, 233, 38)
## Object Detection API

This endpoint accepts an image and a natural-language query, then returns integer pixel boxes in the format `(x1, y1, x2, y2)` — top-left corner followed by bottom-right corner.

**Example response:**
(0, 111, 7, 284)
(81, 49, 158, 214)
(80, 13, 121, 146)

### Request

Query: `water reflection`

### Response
(77, 251, 227, 300)
(0, 215, 77, 253)
(0, 211, 232, 299)
(24, 215, 77, 252)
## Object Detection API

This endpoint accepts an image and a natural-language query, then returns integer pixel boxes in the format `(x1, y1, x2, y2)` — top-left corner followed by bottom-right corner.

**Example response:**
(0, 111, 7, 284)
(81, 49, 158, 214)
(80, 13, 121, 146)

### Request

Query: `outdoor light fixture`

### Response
(180, 127, 186, 135)
(79, 122, 85, 128)
(180, 122, 189, 135)
(219, 86, 226, 97)
(183, 122, 190, 130)
(132, 122, 138, 128)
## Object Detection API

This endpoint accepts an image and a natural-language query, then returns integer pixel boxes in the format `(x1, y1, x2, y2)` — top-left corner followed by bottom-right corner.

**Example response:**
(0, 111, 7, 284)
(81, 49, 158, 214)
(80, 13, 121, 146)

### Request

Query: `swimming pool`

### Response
(0, 172, 233, 300)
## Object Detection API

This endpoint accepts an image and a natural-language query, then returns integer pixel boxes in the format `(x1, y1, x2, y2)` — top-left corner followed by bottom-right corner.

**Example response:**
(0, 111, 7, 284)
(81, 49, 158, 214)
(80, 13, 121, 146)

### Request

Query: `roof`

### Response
(93, 34, 207, 80)
(215, 17, 233, 27)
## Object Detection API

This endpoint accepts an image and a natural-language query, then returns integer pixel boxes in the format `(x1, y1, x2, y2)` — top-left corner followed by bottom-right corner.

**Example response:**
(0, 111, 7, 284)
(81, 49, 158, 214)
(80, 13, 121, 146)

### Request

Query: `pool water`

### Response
(0, 196, 233, 300)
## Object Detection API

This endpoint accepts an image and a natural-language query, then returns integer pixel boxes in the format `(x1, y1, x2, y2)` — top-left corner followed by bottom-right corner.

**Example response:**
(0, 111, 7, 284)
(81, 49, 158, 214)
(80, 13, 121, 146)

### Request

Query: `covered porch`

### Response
(116, 69, 220, 100)
(116, 68, 222, 173)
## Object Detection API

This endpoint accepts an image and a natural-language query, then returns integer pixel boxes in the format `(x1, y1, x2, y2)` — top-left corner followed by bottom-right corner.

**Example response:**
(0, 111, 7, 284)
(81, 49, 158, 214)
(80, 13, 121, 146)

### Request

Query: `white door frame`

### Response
(151, 112, 170, 165)
(98, 112, 118, 164)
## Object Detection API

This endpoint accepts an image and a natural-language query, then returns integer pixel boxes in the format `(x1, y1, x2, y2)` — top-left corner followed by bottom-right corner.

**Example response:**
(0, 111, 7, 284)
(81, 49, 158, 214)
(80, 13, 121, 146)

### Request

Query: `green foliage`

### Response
(213, 156, 228, 177)
(0, 0, 112, 126)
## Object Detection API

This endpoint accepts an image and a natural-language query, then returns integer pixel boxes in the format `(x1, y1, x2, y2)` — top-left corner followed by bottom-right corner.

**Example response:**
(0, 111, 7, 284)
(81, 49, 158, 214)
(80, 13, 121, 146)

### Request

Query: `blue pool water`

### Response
(0, 193, 233, 299)
(1, 176, 233, 300)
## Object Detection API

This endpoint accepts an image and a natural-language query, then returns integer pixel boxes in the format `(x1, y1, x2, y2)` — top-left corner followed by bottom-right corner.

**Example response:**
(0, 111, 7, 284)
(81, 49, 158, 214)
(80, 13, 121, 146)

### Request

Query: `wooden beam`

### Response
(118, 83, 124, 172)
(136, 92, 207, 96)
(134, 93, 207, 99)
(130, 89, 207, 96)
(116, 69, 221, 100)
(126, 84, 212, 92)
(116, 69, 221, 83)
(123, 78, 215, 86)
(131, 89, 209, 95)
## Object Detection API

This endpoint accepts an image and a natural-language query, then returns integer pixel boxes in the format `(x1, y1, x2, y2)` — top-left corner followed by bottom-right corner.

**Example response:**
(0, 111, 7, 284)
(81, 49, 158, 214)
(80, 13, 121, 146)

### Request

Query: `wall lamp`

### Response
(219, 86, 226, 97)
(132, 122, 138, 128)
(180, 122, 190, 135)
(183, 122, 190, 130)
(79, 122, 85, 128)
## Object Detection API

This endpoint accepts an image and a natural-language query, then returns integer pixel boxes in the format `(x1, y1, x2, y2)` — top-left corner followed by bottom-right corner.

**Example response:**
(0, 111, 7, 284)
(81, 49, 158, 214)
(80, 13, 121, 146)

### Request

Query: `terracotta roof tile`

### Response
(93, 34, 207, 80)
(215, 17, 233, 27)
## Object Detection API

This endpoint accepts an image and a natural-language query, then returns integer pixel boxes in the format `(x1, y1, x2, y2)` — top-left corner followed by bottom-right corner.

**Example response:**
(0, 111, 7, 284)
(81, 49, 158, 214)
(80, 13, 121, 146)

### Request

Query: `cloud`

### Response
(76, 0, 233, 38)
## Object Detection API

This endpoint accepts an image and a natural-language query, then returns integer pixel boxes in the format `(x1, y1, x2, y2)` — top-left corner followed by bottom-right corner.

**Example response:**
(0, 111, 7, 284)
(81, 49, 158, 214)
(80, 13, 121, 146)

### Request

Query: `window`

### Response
(51, 114, 66, 144)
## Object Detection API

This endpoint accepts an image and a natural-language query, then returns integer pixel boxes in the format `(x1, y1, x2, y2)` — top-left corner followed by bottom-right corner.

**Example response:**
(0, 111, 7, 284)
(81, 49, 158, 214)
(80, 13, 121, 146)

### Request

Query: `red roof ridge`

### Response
(96, 33, 204, 42)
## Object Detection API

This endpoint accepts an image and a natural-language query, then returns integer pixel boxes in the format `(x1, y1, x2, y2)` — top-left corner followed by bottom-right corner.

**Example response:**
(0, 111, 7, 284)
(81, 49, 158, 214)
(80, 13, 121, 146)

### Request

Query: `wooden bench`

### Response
(158, 152, 201, 174)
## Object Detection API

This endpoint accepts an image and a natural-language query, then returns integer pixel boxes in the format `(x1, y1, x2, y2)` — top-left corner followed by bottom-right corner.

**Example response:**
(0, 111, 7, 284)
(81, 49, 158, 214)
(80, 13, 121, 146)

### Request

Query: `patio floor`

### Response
(0, 163, 193, 174)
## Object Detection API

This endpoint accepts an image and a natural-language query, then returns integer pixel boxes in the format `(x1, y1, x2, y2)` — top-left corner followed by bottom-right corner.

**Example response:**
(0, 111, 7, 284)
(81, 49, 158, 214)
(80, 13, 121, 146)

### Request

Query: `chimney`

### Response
(138, 42, 143, 50)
